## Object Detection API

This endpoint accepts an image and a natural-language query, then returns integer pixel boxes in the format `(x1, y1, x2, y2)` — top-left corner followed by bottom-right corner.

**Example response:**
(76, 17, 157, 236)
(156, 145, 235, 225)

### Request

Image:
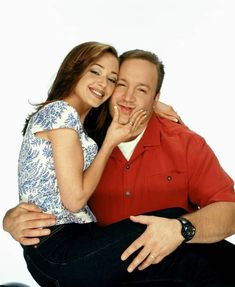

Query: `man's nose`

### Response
(123, 88, 135, 101)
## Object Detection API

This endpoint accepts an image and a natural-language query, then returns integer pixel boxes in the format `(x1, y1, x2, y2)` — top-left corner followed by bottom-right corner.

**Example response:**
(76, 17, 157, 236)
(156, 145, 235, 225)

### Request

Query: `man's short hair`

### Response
(119, 49, 165, 94)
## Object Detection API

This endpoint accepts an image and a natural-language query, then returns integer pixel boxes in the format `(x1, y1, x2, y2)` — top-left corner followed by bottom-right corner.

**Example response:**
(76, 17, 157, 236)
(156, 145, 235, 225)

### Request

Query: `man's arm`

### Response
(184, 201, 235, 243)
(121, 201, 235, 273)
(2, 202, 56, 245)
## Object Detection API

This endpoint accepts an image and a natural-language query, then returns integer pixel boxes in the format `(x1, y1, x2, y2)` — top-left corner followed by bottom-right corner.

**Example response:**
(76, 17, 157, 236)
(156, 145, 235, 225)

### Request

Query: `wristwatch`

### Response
(177, 217, 196, 242)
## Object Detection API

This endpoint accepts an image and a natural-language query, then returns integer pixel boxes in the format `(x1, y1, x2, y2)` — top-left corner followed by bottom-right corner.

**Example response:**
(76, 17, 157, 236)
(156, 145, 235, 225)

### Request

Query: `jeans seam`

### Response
(57, 227, 143, 265)
(25, 254, 61, 287)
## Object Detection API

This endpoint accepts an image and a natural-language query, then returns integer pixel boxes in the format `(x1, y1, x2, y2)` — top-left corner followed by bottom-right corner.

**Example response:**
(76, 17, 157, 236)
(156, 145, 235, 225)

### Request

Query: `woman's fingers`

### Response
(128, 109, 147, 129)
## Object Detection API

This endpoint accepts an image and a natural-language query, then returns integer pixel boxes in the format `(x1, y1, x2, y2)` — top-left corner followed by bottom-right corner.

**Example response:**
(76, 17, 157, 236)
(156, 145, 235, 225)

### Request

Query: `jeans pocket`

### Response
(34, 225, 65, 248)
(25, 254, 60, 287)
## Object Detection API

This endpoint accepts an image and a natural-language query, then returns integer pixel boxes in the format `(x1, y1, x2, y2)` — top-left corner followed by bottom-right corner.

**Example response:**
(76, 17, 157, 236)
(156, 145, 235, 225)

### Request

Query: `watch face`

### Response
(184, 224, 196, 239)
(178, 217, 196, 241)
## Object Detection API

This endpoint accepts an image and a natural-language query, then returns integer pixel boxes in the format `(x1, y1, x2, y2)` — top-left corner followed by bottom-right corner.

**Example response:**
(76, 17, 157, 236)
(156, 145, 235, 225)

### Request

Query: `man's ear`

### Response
(154, 92, 160, 101)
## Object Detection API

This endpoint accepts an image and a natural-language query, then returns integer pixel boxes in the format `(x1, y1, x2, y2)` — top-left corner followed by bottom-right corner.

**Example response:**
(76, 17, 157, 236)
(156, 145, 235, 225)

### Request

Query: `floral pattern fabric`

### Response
(18, 101, 97, 224)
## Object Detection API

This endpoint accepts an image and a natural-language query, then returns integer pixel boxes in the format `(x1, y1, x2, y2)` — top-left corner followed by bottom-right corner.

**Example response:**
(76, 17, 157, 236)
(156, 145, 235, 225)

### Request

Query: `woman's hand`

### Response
(154, 101, 183, 123)
(105, 106, 147, 147)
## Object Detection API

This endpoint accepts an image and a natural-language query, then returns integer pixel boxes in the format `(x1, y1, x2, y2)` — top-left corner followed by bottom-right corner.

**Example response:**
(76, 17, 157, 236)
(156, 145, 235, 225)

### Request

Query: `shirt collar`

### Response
(140, 114, 161, 147)
(111, 114, 161, 161)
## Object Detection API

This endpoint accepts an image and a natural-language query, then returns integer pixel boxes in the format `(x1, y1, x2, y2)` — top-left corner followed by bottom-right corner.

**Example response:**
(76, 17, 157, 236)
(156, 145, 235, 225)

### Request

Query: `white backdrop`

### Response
(0, 0, 234, 285)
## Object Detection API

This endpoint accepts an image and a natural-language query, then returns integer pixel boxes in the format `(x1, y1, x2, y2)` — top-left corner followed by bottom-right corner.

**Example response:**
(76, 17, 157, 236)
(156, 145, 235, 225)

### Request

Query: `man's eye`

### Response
(117, 82, 126, 87)
(138, 88, 147, 93)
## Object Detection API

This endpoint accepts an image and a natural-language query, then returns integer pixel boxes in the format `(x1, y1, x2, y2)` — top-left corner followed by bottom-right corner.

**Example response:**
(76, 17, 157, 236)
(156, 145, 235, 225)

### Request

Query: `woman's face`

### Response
(73, 52, 119, 108)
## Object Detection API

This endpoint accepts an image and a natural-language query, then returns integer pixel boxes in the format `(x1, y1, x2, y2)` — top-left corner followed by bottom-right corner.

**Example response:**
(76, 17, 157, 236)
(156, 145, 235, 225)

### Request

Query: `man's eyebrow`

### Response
(117, 78, 127, 82)
(137, 83, 151, 89)
(93, 63, 118, 75)
(117, 79, 150, 89)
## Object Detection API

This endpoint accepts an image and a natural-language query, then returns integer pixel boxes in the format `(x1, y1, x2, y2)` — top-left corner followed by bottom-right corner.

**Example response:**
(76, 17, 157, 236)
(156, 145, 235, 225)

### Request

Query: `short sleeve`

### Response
(31, 101, 82, 134)
(187, 135, 235, 207)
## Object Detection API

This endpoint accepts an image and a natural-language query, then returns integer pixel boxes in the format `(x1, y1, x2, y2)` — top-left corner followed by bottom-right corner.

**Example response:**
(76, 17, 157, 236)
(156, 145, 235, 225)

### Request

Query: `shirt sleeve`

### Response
(31, 101, 82, 134)
(187, 134, 235, 207)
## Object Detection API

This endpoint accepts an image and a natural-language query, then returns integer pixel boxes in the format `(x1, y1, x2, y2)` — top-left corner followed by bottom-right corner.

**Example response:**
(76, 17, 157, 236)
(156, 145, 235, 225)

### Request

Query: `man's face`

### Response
(109, 59, 159, 124)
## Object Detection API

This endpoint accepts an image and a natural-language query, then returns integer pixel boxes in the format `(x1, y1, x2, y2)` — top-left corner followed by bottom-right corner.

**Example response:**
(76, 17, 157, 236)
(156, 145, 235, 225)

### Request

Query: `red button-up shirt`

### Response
(89, 115, 235, 226)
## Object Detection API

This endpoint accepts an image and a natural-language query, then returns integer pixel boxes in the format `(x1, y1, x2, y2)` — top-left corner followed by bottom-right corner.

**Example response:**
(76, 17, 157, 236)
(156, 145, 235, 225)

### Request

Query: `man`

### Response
(3, 49, 235, 286)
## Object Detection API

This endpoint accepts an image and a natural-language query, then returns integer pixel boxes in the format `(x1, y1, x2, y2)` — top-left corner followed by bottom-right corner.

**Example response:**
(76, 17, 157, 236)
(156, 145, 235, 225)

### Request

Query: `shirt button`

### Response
(125, 191, 131, 196)
(167, 175, 172, 181)
(125, 163, 130, 170)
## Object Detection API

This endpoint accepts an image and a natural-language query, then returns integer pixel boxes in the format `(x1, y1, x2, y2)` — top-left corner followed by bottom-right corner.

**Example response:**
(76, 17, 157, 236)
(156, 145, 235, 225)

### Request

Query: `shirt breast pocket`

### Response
(146, 171, 187, 206)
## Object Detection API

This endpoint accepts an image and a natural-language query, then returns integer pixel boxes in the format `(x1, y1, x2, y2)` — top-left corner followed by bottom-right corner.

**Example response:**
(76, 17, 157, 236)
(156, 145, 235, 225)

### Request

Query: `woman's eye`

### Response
(91, 70, 100, 75)
(108, 78, 117, 84)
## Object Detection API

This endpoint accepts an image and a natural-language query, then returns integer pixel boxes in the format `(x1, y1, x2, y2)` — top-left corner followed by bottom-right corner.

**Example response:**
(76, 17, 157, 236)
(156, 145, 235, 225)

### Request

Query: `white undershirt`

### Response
(118, 129, 146, 161)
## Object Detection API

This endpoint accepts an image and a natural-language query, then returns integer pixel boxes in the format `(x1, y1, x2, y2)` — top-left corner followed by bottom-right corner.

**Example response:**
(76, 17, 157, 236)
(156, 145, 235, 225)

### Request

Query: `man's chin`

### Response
(118, 115, 130, 125)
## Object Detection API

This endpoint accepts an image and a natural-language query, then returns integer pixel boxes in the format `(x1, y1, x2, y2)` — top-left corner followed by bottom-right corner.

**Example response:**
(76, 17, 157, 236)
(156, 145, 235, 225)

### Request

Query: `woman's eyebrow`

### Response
(93, 63, 118, 75)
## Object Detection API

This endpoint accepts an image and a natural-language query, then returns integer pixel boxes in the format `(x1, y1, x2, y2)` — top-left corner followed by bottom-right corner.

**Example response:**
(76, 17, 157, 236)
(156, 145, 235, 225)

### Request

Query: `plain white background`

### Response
(0, 0, 234, 285)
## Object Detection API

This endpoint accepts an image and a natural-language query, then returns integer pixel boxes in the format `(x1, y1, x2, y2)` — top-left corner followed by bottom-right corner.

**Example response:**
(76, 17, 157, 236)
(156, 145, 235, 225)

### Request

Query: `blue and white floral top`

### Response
(18, 100, 97, 225)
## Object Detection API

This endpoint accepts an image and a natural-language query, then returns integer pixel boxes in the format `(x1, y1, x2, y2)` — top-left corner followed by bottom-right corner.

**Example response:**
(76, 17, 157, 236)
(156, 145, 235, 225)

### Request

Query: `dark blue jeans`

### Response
(22, 208, 235, 287)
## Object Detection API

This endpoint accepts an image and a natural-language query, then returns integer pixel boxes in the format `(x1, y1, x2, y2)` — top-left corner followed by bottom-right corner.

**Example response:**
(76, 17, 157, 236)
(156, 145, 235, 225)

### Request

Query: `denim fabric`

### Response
(22, 208, 235, 287)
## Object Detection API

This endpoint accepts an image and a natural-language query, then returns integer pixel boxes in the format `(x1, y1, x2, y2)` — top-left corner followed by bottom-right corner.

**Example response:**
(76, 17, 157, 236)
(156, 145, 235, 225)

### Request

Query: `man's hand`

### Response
(2, 202, 56, 245)
(121, 215, 184, 272)
(154, 101, 183, 124)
